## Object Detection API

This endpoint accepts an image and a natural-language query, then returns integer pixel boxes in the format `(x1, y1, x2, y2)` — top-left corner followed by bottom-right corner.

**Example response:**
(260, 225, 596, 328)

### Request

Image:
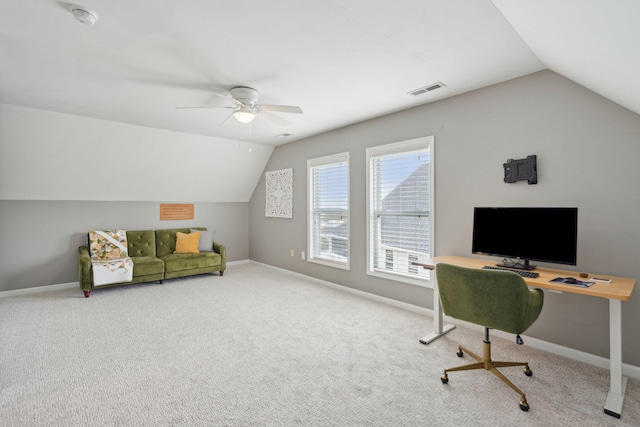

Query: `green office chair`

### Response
(436, 263, 544, 411)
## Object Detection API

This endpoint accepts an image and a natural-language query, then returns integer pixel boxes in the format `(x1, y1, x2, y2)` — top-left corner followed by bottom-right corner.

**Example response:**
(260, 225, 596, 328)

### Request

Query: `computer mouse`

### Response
(564, 277, 578, 284)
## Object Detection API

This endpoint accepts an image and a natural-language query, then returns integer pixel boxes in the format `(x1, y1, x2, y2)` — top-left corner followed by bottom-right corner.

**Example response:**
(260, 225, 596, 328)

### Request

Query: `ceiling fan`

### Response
(177, 86, 303, 126)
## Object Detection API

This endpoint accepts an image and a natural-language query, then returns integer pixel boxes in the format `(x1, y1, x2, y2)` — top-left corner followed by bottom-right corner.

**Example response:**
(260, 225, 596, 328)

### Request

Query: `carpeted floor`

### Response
(1, 262, 638, 426)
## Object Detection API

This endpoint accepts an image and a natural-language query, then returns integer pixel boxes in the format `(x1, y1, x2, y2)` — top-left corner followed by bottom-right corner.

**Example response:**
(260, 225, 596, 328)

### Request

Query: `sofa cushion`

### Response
(155, 228, 191, 257)
(191, 228, 216, 252)
(161, 252, 221, 274)
(174, 231, 200, 254)
(130, 256, 165, 278)
(126, 230, 156, 257)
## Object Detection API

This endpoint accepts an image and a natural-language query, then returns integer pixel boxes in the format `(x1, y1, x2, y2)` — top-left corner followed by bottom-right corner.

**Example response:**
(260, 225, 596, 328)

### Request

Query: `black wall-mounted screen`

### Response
(472, 207, 578, 269)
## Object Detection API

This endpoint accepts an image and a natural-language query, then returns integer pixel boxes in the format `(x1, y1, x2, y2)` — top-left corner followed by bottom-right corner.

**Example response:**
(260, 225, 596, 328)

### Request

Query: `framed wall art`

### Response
(160, 203, 194, 220)
(265, 168, 293, 218)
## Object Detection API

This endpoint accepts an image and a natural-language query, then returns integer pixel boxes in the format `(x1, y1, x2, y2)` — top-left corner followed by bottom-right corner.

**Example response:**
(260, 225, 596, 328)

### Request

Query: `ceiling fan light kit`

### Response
(71, 7, 99, 25)
(233, 107, 257, 124)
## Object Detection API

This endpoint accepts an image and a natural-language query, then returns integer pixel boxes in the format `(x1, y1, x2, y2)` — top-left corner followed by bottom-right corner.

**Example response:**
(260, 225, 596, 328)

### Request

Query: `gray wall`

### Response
(0, 104, 263, 293)
(248, 70, 640, 366)
(0, 201, 249, 291)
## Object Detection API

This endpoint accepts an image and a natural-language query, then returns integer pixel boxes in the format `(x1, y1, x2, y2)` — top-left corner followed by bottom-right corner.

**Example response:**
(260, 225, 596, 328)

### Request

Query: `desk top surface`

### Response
(416, 255, 636, 301)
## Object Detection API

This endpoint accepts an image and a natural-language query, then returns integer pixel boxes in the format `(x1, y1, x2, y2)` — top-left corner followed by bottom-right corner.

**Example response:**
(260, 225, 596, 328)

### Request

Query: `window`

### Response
(366, 137, 434, 286)
(308, 152, 350, 269)
(385, 249, 394, 270)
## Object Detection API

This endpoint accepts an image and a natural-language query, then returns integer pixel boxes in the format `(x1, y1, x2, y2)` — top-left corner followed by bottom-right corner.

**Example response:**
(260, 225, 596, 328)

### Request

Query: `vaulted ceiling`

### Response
(1, 1, 638, 145)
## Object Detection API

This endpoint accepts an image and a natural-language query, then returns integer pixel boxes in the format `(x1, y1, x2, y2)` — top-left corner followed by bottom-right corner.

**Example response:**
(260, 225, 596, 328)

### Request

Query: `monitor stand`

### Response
(497, 258, 536, 271)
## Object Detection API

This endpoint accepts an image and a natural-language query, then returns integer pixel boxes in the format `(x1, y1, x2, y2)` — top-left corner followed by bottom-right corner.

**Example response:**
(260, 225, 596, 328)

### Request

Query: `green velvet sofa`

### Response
(78, 227, 226, 297)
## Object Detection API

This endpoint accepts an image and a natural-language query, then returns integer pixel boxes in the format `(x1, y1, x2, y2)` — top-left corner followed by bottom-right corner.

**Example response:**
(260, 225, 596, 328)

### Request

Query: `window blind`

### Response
(308, 153, 349, 268)
(369, 145, 430, 278)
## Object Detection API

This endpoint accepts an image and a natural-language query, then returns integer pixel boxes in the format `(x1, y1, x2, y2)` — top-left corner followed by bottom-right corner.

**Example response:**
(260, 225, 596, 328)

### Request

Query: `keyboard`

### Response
(482, 265, 539, 278)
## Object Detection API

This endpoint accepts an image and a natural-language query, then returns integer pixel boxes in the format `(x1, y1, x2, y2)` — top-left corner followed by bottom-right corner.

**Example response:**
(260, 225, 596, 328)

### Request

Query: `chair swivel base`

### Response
(440, 340, 533, 411)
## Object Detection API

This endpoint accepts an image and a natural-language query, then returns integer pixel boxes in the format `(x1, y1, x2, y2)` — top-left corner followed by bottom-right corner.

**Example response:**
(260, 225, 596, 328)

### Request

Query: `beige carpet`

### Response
(1, 262, 638, 426)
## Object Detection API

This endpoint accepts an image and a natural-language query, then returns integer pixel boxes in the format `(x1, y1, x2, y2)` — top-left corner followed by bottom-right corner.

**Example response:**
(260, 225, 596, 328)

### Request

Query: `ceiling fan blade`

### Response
(221, 112, 235, 125)
(258, 104, 303, 114)
(259, 110, 292, 127)
(176, 105, 236, 109)
(212, 91, 245, 108)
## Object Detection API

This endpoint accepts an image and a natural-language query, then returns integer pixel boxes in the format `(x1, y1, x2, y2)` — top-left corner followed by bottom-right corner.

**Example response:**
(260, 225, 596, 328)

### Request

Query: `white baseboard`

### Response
(251, 260, 640, 381)
(448, 317, 640, 381)
(251, 261, 433, 316)
(0, 282, 77, 298)
(0, 261, 250, 298)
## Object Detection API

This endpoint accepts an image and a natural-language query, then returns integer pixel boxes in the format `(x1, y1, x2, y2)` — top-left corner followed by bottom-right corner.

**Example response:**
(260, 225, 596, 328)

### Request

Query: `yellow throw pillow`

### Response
(174, 231, 200, 254)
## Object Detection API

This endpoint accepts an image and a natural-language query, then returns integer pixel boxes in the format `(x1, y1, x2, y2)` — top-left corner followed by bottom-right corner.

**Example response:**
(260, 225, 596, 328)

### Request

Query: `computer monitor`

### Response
(472, 207, 578, 270)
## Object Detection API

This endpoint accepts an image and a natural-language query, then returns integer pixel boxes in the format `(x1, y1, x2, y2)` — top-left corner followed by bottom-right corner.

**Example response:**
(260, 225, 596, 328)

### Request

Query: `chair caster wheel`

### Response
(441, 373, 449, 384)
(456, 349, 464, 357)
(519, 399, 529, 411)
(524, 367, 532, 376)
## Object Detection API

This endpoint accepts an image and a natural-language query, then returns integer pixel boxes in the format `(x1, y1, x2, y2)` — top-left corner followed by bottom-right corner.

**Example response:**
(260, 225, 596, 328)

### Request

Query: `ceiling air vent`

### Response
(408, 82, 446, 96)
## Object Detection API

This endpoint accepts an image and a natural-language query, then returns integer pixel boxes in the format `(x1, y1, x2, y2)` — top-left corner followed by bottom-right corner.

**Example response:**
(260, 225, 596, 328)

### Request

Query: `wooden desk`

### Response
(415, 255, 636, 418)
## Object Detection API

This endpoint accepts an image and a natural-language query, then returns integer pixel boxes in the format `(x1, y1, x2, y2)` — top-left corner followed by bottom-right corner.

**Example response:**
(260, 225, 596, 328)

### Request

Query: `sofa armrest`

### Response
(77, 245, 92, 290)
(213, 242, 226, 271)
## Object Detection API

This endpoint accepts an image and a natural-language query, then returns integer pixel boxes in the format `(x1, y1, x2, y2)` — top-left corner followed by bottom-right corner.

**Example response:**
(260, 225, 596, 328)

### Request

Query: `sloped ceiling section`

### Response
(0, 104, 273, 202)
(491, 0, 640, 115)
(0, 0, 545, 146)
(0, 1, 638, 147)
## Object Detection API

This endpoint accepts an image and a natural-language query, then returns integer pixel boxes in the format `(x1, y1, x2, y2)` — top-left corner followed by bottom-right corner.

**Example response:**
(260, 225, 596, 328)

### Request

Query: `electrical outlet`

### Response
(290, 249, 294, 257)
(301, 251, 305, 260)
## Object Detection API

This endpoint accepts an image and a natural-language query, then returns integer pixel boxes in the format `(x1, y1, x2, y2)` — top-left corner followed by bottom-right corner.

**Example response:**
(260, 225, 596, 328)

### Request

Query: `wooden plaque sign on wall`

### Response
(160, 204, 194, 220)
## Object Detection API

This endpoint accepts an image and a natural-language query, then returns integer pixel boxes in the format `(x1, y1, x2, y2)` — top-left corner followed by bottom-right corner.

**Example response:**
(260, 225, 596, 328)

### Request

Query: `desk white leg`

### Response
(604, 298, 626, 418)
(420, 271, 455, 345)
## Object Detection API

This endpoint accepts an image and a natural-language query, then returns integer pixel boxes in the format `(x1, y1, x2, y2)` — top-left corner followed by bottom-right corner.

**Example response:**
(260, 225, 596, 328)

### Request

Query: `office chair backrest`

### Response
(436, 263, 544, 335)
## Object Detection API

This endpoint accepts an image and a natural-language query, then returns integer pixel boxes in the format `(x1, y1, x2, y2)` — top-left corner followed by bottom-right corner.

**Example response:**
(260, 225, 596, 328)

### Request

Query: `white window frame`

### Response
(307, 152, 350, 270)
(366, 136, 435, 287)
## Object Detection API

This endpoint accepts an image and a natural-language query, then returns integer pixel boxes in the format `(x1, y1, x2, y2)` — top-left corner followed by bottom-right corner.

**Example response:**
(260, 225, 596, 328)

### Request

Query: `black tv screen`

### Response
(472, 207, 578, 269)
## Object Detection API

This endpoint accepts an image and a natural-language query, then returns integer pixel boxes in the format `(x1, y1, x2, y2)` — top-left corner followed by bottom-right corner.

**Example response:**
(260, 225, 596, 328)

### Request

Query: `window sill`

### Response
(367, 269, 433, 288)
(308, 258, 350, 271)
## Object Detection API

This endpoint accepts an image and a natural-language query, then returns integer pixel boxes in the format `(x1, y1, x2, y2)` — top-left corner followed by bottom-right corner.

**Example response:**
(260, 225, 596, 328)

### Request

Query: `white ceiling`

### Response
(1, 1, 638, 146)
